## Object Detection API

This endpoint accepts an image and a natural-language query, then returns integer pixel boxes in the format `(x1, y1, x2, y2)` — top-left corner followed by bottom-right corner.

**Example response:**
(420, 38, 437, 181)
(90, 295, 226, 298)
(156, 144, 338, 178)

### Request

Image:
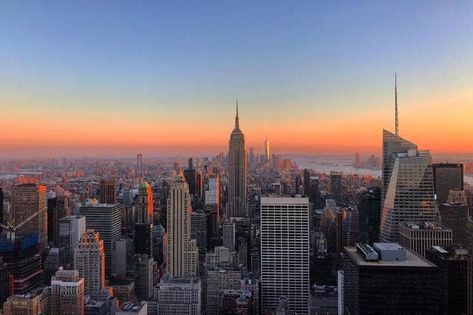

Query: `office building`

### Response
(260, 197, 310, 314)
(0, 187, 3, 224)
(74, 230, 105, 295)
(51, 268, 85, 315)
(330, 171, 342, 203)
(112, 238, 132, 278)
(223, 221, 236, 251)
(381, 129, 418, 202)
(206, 269, 241, 315)
(11, 183, 48, 247)
(205, 246, 238, 269)
(398, 222, 453, 257)
(133, 254, 154, 301)
(433, 163, 464, 204)
(79, 204, 121, 277)
(219, 290, 253, 315)
(191, 210, 208, 259)
(425, 246, 469, 315)
(58, 215, 86, 269)
(3, 287, 50, 315)
(264, 137, 270, 162)
(166, 174, 198, 278)
(380, 148, 439, 242)
(227, 103, 247, 218)
(47, 193, 71, 245)
(155, 277, 202, 315)
(134, 223, 152, 257)
(344, 243, 440, 314)
(136, 182, 153, 224)
(44, 247, 60, 284)
(439, 189, 470, 246)
(357, 187, 381, 244)
(99, 179, 116, 204)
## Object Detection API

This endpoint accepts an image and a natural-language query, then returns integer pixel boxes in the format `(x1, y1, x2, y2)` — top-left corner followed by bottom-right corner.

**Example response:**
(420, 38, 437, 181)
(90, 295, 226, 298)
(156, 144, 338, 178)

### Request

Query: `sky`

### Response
(1, 1, 473, 158)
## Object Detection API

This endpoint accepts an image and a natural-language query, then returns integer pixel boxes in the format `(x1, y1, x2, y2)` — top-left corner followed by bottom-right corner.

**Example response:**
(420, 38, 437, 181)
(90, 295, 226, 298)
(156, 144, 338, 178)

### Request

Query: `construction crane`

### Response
(0, 207, 45, 243)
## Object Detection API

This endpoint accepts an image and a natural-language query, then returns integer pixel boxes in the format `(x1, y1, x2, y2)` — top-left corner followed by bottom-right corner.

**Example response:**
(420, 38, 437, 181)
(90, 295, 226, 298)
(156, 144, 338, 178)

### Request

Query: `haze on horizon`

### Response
(1, 2, 473, 158)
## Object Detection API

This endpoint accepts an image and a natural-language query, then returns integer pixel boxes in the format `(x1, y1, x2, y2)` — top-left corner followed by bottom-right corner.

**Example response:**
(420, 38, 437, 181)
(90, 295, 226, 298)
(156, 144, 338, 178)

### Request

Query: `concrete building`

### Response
(155, 277, 202, 315)
(166, 174, 198, 278)
(260, 197, 310, 314)
(58, 215, 86, 269)
(134, 254, 154, 301)
(439, 189, 470, 246)
(79, 204, 121, 277)
(99, 179, 116, 204)
(223, 221, 236, 251)
(74, 230, 105, 295)
(398, 222, 453, 257)
(51, 268, 85, 315)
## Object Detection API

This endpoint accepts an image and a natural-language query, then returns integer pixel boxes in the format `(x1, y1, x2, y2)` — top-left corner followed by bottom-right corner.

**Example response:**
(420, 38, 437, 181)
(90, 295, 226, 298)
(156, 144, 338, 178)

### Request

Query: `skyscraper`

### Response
(47, 192, 71, 246)
(432, 163, 464, 204)
(99, 179, 116, 204)
(264, 137, 270, 162)
(166, 174, 198, 278)
(136, 182, 153, 224)
(79, 204, 121, 277)
(227, 102, 247, 218)
(51, 268, 85, 315)
(74, 230, 106, 295)
(380, 148, 439, 242)
(381, 129, 418, 203)
(357, 187, 381, 244)
(58, 215, 86, 269)
(10, 183, 48, 247)
(260, 197, 310, 314)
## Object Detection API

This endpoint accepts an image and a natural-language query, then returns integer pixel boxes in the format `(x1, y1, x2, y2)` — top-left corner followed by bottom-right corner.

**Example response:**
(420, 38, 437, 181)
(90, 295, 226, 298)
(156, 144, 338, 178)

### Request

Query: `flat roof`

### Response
(261, 197, 309, 204)
(345, 246, 436, 268)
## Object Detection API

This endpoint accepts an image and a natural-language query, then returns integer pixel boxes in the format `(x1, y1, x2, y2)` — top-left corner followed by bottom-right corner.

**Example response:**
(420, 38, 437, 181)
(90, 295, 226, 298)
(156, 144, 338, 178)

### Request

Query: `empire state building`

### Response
(227, 102, 247, 218)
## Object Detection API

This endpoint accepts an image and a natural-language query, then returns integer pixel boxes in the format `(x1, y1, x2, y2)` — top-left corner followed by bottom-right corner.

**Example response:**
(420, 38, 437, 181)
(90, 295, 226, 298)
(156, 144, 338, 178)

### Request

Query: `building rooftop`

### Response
(260, 196, 309, 204)
(400, 222, 448, 230)
(345, 245, 436, 268)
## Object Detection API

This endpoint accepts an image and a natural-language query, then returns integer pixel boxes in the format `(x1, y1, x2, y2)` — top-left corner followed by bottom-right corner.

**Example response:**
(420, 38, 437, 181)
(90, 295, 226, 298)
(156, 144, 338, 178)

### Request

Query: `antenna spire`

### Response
(395, 73, 399, 136)
(235, 98, 240, 130)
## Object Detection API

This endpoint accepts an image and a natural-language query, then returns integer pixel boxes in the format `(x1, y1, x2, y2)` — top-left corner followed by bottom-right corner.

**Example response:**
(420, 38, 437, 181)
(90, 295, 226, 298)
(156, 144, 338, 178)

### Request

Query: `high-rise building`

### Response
(425, 246, 469, 315)
(264, 137, 270, 162)
(51, 268, 85, 315)
(155, 278, 202, 315)
(11, 183, 48, 247)
(398, 222, 453, 257)
(134, 223, 153, 257)
(260, 197, 310, 314)
(79, 204, 121, 277)
(343, 243, 440, 314)
(0, 187, 4, 224)
(439, 190, 470, 246)
(380, 147, 439, 242)
(58, 215, 86, 269)
(47, 193, 71, 246)
(223, 221, 236, 251)
(381, 129, 418, 203)
(191, 210, 207, 259)
(136, 182, 153, 224)
(432, 163, 464, 204)
(227, 102, 247, 218)
(166, 174, 198, 278)
(74, 230, 105, 295)
(136, 153, 143, 177)
(99, 179, 116, 204)
(357, 187, 381, 244)
(134, 254, 154, 301)
(330, 171, 342, 203)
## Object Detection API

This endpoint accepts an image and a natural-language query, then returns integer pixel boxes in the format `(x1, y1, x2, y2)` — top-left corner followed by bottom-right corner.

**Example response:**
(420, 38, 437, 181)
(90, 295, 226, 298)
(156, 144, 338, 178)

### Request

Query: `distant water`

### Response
(291, 156, 381, 177)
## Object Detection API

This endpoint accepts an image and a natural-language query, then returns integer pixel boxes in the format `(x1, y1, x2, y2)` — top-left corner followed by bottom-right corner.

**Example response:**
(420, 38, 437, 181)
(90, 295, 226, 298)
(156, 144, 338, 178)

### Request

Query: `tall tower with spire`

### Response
(264, 137, 271, 162)
(395, 73, 399, 136)
(227, 100, 247, 218)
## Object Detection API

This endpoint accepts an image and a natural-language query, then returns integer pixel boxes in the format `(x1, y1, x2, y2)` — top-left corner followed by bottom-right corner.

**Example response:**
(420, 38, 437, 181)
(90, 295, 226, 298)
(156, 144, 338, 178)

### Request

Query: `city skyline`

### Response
(1, 2, 473, 158)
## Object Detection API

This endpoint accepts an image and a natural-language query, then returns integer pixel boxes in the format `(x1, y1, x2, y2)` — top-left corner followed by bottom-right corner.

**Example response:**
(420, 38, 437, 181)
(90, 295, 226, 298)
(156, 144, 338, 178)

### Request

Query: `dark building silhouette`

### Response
(0, 187, 3, 225)
(344, 243, 440, 314)
(358, 187, 381, 244)
(438, 190, 470, 246)
(47, 194, 70, 246)
(425, 246, 469, 315)
(330, 171, 342, 203)
(134, 223, 153, 257)
(433, 163, 463, 204)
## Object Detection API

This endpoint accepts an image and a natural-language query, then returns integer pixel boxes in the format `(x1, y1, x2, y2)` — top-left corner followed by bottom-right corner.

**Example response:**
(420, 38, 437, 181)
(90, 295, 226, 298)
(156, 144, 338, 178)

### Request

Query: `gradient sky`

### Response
(1, 1, 473, 157)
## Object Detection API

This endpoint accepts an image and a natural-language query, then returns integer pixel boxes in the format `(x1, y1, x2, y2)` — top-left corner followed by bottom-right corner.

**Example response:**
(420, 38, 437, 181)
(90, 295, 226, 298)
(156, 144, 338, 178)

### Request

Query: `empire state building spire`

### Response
(234, 99, 240, 130)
